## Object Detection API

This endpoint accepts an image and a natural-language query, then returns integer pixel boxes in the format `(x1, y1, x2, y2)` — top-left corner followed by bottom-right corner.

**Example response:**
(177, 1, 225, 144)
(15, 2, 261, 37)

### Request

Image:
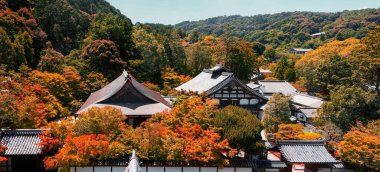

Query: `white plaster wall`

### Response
(183, 167, 199, 172)
(94, 167, 111, 172)
(218, 167, 234, 172)
(236, 168, 251, 172)
(201, 167, 217, 172)
(149, 167, 165, 172)
(113, 167, 128, 172)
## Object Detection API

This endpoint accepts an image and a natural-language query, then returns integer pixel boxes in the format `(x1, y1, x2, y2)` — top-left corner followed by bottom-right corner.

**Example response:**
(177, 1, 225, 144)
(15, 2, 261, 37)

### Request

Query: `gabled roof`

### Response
(0, 129, 44, 156)
(76, 70, 172, 116)
(176, 65, 267, 100)
(257, 80, 297, 96)
(175, 65, 231, 94)
(278, 140, 340, 164)
(292, 93, 323, 108)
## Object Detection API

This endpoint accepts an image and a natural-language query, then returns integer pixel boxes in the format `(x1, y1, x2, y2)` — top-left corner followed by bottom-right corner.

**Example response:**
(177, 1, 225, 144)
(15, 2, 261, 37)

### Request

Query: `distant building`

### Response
(311, 32, 326, 37)
(288, 48, 313, 54)
(0, 129, 45, 172)
(247, 81, 323, 122)
(76, 70, 172, 128)
(176, 64, 267, 114)
(278, 140, 345, 172)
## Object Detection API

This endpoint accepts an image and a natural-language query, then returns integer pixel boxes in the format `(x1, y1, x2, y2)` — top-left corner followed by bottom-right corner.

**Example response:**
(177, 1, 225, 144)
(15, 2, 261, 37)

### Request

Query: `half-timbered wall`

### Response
(211, 82, 263, 107)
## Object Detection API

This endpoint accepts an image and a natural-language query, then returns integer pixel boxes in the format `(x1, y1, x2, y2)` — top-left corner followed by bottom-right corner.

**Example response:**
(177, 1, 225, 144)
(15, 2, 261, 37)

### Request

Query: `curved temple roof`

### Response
(76, 70, 172, 116)
(0, 129, 44, 155)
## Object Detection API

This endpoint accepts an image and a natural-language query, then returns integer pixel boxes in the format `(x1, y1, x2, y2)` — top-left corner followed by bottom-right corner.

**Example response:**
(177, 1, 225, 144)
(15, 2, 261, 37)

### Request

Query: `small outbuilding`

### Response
(0, 129, 46, 172)
(278, 140, 346, 172)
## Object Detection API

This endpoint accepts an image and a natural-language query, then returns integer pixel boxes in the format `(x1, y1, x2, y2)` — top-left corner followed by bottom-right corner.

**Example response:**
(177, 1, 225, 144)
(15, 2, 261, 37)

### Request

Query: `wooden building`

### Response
(0, 129, 46, 172)
(175, 65, 267, 114)
(277, 140, 346, 172)
(76, 70, 172, 128)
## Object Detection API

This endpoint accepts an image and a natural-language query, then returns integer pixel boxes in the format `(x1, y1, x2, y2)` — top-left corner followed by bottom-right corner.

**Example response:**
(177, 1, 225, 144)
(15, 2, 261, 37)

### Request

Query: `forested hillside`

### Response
(176, 9, 380, 50)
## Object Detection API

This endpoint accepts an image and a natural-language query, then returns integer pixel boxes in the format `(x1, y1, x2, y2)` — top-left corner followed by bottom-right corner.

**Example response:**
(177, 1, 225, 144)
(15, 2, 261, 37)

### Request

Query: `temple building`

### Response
(0, 129, 45, 172)
(277, 140, 345, 172)
(76, 70, 172, 127)
(175, 64, 267, 114)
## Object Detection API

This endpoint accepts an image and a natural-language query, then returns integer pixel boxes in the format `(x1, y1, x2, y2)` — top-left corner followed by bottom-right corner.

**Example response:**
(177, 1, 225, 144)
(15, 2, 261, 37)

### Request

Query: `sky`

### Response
(106, 0, 380, 25)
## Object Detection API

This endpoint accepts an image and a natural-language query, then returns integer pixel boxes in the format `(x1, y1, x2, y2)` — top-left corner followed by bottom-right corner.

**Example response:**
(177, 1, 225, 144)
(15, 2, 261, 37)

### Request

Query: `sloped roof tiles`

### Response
(278, 140, 340, 164)
(0, 129, 44, 155)
(76, 70, 172, 115)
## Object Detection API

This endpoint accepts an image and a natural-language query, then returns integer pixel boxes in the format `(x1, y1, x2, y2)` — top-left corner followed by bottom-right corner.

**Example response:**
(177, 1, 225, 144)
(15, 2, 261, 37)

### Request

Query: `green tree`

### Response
(263, 48, 277, 62)
(14, 31, 34, 68)
(214, 106, 264, 156)
(0, 27, 16, 69)
(251, 42, 266, 56)
(226, 39, 258, 82)
(90, 13, 134, 60)
(273, 56, 288, 80)
(361, 27, 380, 92)
(133, 27, 168, 84)
(316, 86, 379, 132)
(314, 55, 353, 95)
(262, 93, 291, 133)
(284, 61, 296, 82)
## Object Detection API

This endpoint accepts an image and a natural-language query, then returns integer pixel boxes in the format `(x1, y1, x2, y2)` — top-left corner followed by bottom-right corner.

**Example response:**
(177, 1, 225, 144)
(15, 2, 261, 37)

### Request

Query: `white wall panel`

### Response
(201, 167, 217, 172)
(166, 167, 182, 172)
(218, 167, 234, 172)
(184, 167, 199, 172)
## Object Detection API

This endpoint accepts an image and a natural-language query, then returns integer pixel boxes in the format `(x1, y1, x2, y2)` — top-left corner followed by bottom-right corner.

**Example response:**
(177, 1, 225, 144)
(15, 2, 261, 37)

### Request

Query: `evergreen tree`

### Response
(262, 93, 291, 133)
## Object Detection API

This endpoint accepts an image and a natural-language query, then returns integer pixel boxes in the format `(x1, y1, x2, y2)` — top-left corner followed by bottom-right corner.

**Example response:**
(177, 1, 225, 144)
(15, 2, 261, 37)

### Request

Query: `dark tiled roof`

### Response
(76, 70, 171, 115)
(278, 140, 340, 164)
(0, 129, 44, 156)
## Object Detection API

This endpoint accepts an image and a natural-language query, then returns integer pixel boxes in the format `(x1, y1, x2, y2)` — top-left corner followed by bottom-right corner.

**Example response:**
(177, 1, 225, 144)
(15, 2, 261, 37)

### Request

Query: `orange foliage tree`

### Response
(126, 96, 236, 166)
(0, 70, 69, 128)
(339, 120, 380, 171)
(44, 134, 125, 172)
(0, 144, 7, 162)
(160, 68, 191, 96)
(275, 124, 321, 140)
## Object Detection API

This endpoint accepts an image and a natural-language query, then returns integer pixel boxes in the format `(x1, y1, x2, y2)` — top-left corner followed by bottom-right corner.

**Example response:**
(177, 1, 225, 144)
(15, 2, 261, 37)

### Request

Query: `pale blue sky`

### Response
(106, 0, 380, 25)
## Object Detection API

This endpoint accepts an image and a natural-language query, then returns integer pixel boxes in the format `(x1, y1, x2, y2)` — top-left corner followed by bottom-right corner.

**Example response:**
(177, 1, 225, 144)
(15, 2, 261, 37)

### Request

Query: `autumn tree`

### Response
(214, 106, 264, 156)
(295, 38, 364, 93)
(0, 71, 69, 128)
(0, 144, 6, 162)
(160, 68, 191, 96)
(44, 134, 126, 172)
(73, 106, 127, 137)
(316, 86, 379, 132)
(37, 42, 65, 73)
(275, 124, 321, 140)
(80, 40, 126, 80)
(339, 120, 380, 171)
(262, 93, 291, 133)
(28, 70, 74, 107)
(129, 97, 236, 165)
